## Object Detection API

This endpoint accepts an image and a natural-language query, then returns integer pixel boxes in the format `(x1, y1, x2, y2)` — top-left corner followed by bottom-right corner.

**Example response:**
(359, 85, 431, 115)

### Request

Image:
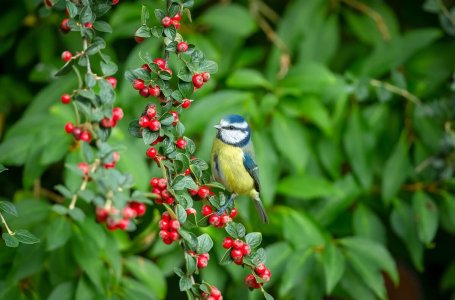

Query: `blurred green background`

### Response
(1, 0, 455, 299)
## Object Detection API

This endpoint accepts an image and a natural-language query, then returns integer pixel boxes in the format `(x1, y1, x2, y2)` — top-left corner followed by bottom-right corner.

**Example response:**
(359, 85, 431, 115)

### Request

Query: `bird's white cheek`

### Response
(221, 131, 247, 145)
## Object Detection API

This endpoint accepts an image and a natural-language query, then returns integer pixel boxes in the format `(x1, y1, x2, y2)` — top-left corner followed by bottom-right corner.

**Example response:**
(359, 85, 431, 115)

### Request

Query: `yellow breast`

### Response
(211, 139, 255, 195)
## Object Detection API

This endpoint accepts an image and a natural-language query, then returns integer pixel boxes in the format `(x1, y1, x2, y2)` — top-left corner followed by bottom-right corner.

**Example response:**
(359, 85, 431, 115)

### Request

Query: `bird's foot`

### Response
(216, 193, 236, 216)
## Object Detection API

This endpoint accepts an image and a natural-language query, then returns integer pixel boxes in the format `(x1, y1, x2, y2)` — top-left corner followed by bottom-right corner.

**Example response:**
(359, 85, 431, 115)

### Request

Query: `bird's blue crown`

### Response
(216, 114, 251, 147)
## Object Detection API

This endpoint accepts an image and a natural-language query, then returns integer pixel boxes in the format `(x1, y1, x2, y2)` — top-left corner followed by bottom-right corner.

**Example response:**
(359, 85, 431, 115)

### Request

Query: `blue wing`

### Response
(243, 151, 260, 193)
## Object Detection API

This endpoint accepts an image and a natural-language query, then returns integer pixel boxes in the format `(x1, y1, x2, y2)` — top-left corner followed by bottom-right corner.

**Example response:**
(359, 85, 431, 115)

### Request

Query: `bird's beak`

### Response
(214, 124, 221, 130)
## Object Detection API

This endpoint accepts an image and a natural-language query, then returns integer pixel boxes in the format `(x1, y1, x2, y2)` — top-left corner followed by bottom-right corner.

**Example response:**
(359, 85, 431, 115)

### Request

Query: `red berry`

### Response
(146, 105, 157, 118)
(223, 237, 233, 249)
(112, 107, 123, 121)
(202, 72, 211, 82)
(165, 197, 174, 204)
(100, 117, 113, 128)
(208, 214, 220, 226)
(169, 230, 180, 241)
(64, 122, 74, 133)
(169, 219, 180, 231)
(141, 63, 151, 72)
(162, 211, 171, 221)
(134, 36, 144, 43)
(61, 51, 72, 62)
(153, 58, 166, 69)
(244, 274, 260, 289)
(131, 202, 146, 216)
(230, 249, 243, 260)
(184, 168, 191, 176)
(84, 22, 92, 28)
(186, 208, 196, 215)
(161, 16, 172, 27)
(202, 205, 213, 217)
(60, 18, 70, 33)
(106, 218, 118, 231)
(170, 111, 179, 126)
(254, 263, 267, 276)
(139, 116, 150, 128)
(107, 77, 117, 89)
(197, 186, 210, 199)
(157, 178, 167, 190)
(241, 244, 251, 256)
(146, 147, 157, 158)
(80, 131, 91, 142)
(72, 127, 82, 140)
(261, 268, 271, 282)
(161, 189, 171, 199)
(162, 67, 173, 77)
(176, 138, 187, 149)
(139, 87, 150, 97)
(233, 256, 243, 265)
(77, 162, 90, 175)
(233, 239, 243, 250)
(96, 207, 109, 222)
(61, 93, 71, 104)
(182, 99, 191, 109)
(177, 42, 188, 53)
(192, 74, 204, 88)
(220, 214, 231, 226)
(133, 79, 145, 90)
(159, 220, 168, 230)
(112, 0, 119, 5)
(173, 21, 180, 30)
(171, 13, 181, 22)
(123, 206, 136, 219)
(197, 256, 208, 269)
(230, 207, 237, 218)
(150, 177, 159, 187)
(149, 119, 161, 131)
(189, 189, 198, 196)
(149, 85, 161, 97)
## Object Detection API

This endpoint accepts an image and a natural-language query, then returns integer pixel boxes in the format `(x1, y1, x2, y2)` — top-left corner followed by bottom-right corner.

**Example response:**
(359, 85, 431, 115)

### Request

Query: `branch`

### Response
(0, 212, 14, 235)
(369, 79, 422, 105)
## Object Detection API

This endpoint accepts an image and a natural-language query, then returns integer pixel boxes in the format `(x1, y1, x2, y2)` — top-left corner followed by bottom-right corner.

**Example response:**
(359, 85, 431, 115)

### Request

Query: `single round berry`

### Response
(106, 218, 118, 231)
(161, 16, 172, 27)
(186, 208, 196, 215)
(150, 177, 159, 187)
(197, 256, 208, 269)
(100, 117, 114, 128)
(173, 20, 180, 30)
(72, 127, 82, 140)
(184, 168, 191, 176)
(133, 79, 145, 90)
(162, 211, 170, 221)
(254, 263, 267, 276)
(141, 63, 151, 72)
(130, 202, 146, 216)
(202, 72, 211, 82)
(171, 13, 181, 22)
(230, 207, 238, 218)
(146, 105, 157, 118)
(192, 74, 204, 88)
(169, 219, 181, 231)
(197, 186, 210, 199)
(177, 42, 188, 53)
(261, 268, 271, 282)
(244, 274, 261, 289)
(134, 36, 144, 43)
(112, 0, 119, 5)
(107, 77, 117, 89)
(139, 87, 150, 98)
(161, 189, 171, 199)
(208, 214, 220, 226)
(80, 130, 91, 142)
(139, 116, 150, 128)
(176, 138, 187, 149)
(146, 147, 157, 158)
(165, 197, 174, 205)
(149, 85, 161, 97)
(231, 249, 243, 260)
(223, 237, 233, 249)
(233, 239, 243, 250)
(84, 22, 92, 28)
(149, 120, 161, 131)
(241, 244, 251, 256)
(182, 99, 191, 109)
(153, 58, 166, 69)
(220, 214, 231, 226)
(60, 18, 70, 33)
(169, 231, 180, 241)
(159, 220, 168, 230)
(61, 94, 71, 104)
(157, 178, 167, 190)
(123, 206, 136, 219)
(202, 205, 213, 217)
(77, 162, 90, 175)
(61, 51, 72, 62)
(96, 207, 109, 222)
(64, 122, 75, 133)
(112, 107, 123, 121)
(170, 111, 179, 126)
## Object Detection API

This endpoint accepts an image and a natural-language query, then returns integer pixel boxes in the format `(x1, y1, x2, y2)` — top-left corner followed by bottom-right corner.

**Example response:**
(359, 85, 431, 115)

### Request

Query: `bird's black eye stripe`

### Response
(222, 125, 249, 132)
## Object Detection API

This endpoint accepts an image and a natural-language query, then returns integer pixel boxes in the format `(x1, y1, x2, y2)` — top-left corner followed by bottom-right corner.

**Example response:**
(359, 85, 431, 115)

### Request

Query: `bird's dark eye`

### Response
(229, 126, 235, 130)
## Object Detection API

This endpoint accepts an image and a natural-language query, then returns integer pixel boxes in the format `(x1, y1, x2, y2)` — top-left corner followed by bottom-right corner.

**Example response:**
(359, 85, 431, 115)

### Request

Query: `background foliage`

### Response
(0, 0, 455, 299)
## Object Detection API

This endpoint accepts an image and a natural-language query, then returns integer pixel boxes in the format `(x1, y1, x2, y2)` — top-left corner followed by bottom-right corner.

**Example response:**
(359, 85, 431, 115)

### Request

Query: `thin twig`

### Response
(341, 0, 390, 41)
(82, 38, 92, 74)
(72, 65, 83, 89)
(69, 159, 100, 210)
(0, 212, 14, 235)
(369, 79, 422, 105)
(436, 0, 455, 27)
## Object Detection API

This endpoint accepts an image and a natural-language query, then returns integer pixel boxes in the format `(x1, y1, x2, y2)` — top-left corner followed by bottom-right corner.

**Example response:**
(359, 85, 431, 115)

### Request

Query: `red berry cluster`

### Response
(150, 177, 174, 205)
(138, 104, 161, 131)
(244, 264, 272, 289)
(133, 78, 161, 98)
(96, 201, 146, 231)
(65, 123, 92, 142)
(201, 204, 237, 228)
(100, 107, 124, 128)
(159, 211, 181, 244)
(201, 286, 223, 300)
(223, 237, 251, 265)
(192, 72, 210, 89)
(161, 13, 181, 29)
(188, 251, 210, 269)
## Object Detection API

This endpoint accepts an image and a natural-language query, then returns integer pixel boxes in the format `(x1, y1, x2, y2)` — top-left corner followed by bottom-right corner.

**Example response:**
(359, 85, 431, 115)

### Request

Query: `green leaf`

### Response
(279, 249, 312, 296)
(199, 4, 256, 37)
(163, 26, 176, 40)
(154, 9, 165, 21)
(226, 69, 271, 89)
(0, 163, 8, 173)
(413, 192, 438, 245)
(198, 60, 218, 74)
(129, 120, 143, 138)
(0, 201, 18, 216)
(80, 6, 94, 24)
(55, 59, 75, 76)
(66, 1, 78, 18)
(81, 142, 95, 163)
(135, 25, 151, 38)
(48, 281, 75, 300)
(263, 291, 275, 300)
(125, 256, 167, 299)
(15, 229, 39, 244)
(68, 207, 85, 221)
(142, 129, 159, 145)
(225, 222, 246, 239)
(245, 232, 262, 249)
(47, 217, 72, 251)
(172, 175, 198, 190)
(280, 208, 325, 249)
(179, 228, 198, 250)
(353, 204, 386, 244)
(175, 204, 187, 224)
(382, 133, 411, 203)
(179, 276, 193, 291)
(91, 21, 111, 33)
(196, 233, 213, 254)
(100, 61, 118, 76)
(321, 243, 345, 293)
(2, 233, 19, 247)
(277, 174, 341, 200)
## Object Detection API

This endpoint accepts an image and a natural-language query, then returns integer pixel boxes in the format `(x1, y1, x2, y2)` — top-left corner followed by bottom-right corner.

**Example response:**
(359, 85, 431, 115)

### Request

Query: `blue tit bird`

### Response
(211, 114, 269, 224)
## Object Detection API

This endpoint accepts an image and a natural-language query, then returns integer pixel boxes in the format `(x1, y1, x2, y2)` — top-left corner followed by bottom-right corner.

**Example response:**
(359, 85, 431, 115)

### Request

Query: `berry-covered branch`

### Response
(126, 1, 273, 299)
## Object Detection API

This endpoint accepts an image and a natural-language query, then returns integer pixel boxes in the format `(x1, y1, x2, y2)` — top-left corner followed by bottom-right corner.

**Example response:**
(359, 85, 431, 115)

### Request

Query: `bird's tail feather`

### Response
(253, 197, 269, 224)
